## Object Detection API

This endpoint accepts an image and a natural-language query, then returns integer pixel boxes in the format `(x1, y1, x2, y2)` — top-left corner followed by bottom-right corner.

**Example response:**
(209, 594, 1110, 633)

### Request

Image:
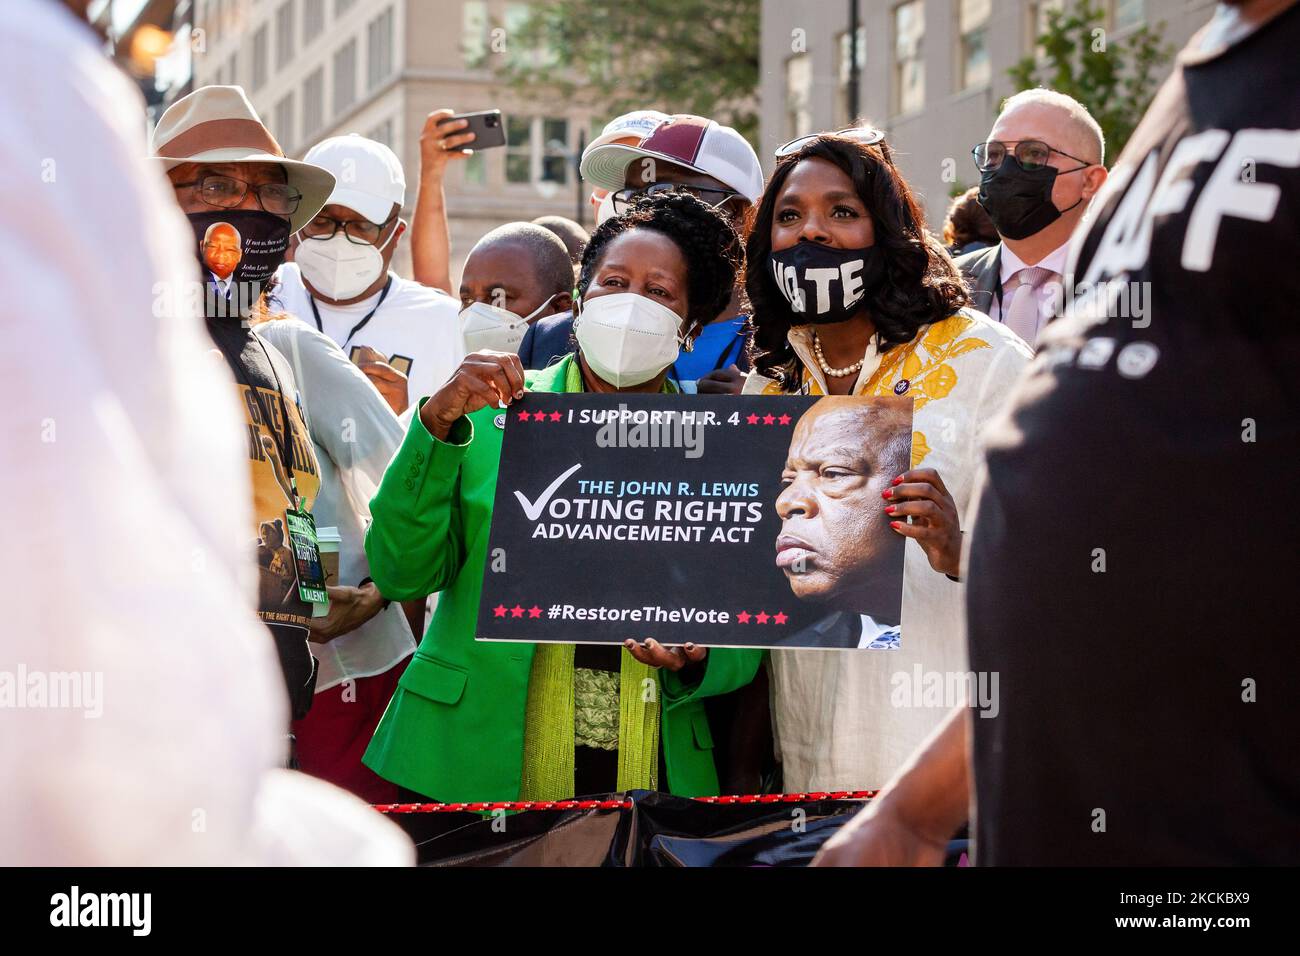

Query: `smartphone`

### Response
(439, 109, 506, 151)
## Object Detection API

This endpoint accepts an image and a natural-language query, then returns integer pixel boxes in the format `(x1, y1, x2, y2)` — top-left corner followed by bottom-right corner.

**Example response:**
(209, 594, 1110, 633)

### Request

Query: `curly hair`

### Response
(577, 189, 743, 328)
(743, 136, 970, 391)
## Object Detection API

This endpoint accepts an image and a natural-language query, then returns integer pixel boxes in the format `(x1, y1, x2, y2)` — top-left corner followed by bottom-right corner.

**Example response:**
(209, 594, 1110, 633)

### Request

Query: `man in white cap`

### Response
(275, 134, 466, 416)
(524, 114, 765, 394)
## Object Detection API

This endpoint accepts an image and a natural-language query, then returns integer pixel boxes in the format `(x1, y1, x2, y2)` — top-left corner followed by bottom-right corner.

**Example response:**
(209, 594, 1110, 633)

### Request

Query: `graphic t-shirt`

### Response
(966, 3, 1300, 865)
(274, 264, 466, 409)
(207, 317, 323, 717)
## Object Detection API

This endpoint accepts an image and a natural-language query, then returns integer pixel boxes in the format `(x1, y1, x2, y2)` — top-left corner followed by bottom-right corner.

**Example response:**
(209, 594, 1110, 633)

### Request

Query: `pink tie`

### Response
(1003, 266, 1056, 346)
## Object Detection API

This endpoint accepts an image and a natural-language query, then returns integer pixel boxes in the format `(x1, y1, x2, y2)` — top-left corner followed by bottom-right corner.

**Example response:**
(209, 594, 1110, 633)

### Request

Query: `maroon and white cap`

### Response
(580, 114, 764, 204)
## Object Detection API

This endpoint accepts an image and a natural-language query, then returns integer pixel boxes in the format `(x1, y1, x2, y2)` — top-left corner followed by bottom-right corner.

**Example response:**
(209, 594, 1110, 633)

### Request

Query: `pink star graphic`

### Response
(762, 414, 776, 426)
(778, 414, 792, 426)
(511, 605, 524, 618)
(517, 411, 531, 421)
(493, 604, 508, 618)
(746, 413, 759, 425)
(736, 611, 751, 624)
(755, 611, 771, 624)
(773, 612, 788, 625)
(532, 414, 546, 424)
(528, 605, 542, 619)
(549, 411, 562, 422)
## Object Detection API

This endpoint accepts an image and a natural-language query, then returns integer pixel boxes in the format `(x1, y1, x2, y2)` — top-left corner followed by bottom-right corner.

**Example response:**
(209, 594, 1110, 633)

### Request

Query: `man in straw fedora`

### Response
(152, 86, 336, 737)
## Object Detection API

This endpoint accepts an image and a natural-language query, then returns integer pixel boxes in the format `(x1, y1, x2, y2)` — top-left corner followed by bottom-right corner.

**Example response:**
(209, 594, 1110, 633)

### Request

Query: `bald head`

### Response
(993, 89, 1105, 166)
(460, 222, 575, 320)
(532, 215, 590, 264)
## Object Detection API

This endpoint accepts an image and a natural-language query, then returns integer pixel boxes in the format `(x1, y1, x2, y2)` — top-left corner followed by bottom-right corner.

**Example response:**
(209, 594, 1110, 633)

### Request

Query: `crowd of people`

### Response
(5, 0, 1297, 866)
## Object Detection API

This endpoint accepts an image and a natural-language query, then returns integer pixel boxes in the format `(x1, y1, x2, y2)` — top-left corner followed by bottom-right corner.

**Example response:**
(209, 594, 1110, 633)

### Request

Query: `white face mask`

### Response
(594, 191, 617, 226)
(574, 292, 685, 388)
(295, 227, 397, 301)
(460, 294, 558, 354)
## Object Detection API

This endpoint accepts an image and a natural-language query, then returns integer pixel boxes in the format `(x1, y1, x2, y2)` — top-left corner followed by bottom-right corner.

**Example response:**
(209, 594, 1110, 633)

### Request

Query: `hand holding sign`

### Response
(884, 467, 962, 577)
(624, 638, 708, 672)
(420, 350, 526, 441)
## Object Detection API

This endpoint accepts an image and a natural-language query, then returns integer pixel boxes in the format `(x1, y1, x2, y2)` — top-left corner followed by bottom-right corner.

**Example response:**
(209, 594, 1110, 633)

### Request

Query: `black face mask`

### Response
(187, 209, 291, 319)
(978, 156, 1084, 241)
(768, 242, 884, 325)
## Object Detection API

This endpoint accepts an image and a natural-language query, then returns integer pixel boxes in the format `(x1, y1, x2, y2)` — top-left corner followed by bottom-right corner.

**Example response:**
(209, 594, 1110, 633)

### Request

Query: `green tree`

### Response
(1007, 0, 1173, 163)
(495, 0, 760, 145)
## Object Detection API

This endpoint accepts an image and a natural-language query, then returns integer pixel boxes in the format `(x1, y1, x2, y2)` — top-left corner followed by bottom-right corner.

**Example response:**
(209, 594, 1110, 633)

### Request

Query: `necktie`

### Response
(1003, 266, 1056, 346)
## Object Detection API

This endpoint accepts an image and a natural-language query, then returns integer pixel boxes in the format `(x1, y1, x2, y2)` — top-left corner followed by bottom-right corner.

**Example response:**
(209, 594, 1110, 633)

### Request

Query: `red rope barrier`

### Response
(373, 790, 877, 814)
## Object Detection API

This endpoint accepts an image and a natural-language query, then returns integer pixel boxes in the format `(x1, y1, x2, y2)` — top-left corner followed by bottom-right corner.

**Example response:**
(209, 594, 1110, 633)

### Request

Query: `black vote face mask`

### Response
(187, 209, 291, 319)
(768, 242, 884, 325)
(978, 155, 1083, 241)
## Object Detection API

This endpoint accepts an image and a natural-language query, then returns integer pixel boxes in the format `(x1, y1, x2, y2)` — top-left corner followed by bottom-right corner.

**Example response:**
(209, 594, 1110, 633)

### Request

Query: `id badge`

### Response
(285, 508, 329, 606)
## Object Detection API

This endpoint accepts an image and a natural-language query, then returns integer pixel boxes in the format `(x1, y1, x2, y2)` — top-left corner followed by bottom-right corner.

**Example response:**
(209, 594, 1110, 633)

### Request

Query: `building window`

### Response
(1026, 0, 1064, 59)
(893, 0, 925, 115)
(463, 151, 486, 187)
(1111, 0, 1145, 32)
(958, 0, 991, 90)
(252, 23, 269, 90)
(275, 1, 295, 65)
(303, 0, 325, 44)
(784, 54, 812, 140)
(834, 27, 866, 126)
(367, 6, 395, 91)
(273, 92, 295, 151)
(462, 0, 488, 68)
(505, 115, 532, 184)
(504, 116, 572, 188)
(333, 38, 357, 115)
(541, 118, 570, 185)
(302, 67, 324, 141)
(367, 118, 394, 150)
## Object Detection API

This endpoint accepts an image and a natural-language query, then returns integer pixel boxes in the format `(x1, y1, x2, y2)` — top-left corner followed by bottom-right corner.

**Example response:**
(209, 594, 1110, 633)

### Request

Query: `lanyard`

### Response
(307, 276, 393, 349)
(213, 326, 302, 509)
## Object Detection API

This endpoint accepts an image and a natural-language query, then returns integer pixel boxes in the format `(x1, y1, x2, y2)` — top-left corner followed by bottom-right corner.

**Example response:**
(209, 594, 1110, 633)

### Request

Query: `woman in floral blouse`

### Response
(742, 134, 1032, 792)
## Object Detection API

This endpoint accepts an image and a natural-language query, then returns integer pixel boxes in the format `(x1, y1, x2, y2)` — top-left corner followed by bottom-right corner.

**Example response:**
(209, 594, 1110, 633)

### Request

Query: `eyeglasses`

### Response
(971, 140, 1093, 173)
(300, 213, 398, 245)
(609, 182, 741, 216)
(172, 173, 303, 216)
(775, 126, 887, 158)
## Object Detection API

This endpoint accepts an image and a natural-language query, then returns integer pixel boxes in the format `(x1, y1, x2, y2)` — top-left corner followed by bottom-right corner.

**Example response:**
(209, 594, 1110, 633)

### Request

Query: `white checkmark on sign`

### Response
(513, 463, 583, 521)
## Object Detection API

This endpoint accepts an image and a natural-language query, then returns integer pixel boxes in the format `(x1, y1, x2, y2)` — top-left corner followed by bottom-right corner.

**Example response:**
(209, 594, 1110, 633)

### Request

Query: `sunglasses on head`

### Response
(775, 126, 887, 158)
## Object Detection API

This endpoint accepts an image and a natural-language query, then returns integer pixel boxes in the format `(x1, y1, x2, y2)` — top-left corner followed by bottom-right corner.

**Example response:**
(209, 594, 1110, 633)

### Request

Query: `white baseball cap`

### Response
(580, 114, 764, 204)
(582, 109, 671, 161)
(302, 134, 406, 225)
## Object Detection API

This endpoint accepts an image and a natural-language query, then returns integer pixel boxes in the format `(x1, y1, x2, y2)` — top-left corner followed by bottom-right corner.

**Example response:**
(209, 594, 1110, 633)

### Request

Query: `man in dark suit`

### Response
(956, 89, 1109, 349)
(518, 311, 575, 371)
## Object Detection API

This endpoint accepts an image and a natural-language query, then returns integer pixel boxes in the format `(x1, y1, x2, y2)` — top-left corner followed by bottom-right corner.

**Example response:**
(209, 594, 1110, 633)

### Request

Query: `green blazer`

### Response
(362, 356, 763, 801)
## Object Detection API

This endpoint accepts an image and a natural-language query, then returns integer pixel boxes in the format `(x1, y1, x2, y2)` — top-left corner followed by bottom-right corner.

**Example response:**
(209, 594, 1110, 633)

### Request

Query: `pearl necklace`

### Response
(812, 331, 864, 378)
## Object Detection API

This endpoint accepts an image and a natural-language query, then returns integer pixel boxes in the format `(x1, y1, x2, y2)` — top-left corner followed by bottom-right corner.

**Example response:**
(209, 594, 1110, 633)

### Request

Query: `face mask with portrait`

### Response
(187, 209, 290, 318)
(768, 242, 885, 324)
(459, 294, 558, 354)
(978, 155, 1082, 241)
(294, 227, 398, 301)
(574, 292, 684, 388)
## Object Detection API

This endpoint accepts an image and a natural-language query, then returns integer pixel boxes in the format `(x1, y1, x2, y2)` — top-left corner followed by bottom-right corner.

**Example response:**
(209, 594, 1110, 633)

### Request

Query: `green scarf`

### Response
(518, 353, 677, 800)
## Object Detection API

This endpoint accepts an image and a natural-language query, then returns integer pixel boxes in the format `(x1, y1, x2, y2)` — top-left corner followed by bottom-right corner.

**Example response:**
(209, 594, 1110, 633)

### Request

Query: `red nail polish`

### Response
(892, 475, 904, 486)
(884, 505, 895, 514)
(882, 488, 893, 499)
(890, 521, 901, 530)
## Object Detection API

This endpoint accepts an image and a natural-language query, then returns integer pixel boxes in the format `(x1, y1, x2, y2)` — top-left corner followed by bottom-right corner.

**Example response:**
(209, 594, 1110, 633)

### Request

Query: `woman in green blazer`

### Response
(363, 192, 763, 802)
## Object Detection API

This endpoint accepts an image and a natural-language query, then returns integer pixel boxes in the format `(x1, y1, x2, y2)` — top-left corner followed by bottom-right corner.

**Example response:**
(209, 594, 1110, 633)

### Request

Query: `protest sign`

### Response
(476, 393, 911, 649)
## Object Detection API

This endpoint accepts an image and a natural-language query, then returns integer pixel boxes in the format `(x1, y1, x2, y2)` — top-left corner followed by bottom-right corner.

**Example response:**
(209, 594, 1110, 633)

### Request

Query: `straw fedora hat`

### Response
(152, 85, 335, 233)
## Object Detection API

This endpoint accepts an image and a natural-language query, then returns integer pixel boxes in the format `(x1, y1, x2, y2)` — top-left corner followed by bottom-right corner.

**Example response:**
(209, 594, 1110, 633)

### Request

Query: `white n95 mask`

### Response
(295, 229, 396, 301)
(460, 294, 557, 354)
(574, 292, 684, 388)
